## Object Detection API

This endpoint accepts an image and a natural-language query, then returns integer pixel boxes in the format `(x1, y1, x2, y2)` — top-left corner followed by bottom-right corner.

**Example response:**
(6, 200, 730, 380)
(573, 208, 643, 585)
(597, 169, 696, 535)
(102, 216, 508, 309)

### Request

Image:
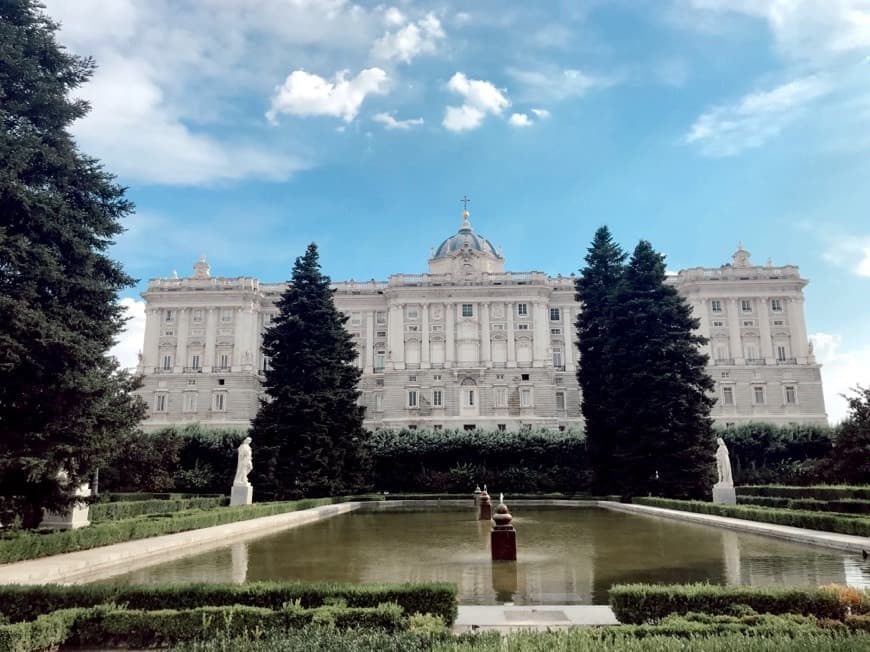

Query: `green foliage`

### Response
(89, 497, 229, 522)
(0, 608, 80, 652)
(634, 497, 870, 536)
(717, 423, 834, 485)
(609, 583, 847, 624)
(368, 428, 588, 492)
(603, 240, 716, 499)
(738, 495, 870, 515)
(737, 485, 870, 500)
(251, 244, 368, 500)
(825, 386, 870, 484)
(0, 0, 146, 528)
(574, 226, 627, 494)
(0, 581, 457, 626)
(0, 496, 374, 563)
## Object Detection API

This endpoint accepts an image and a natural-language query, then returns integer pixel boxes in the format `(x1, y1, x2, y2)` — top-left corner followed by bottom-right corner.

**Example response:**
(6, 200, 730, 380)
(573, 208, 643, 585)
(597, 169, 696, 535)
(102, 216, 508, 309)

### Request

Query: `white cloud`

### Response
(442, 72, 510, 132)
(372, 112, 424, 129)
(531, 108, 551, 119)
(267, 68, 389, 123)
(508, 113, 533, 127)
(809, 332, 870, 423)
(371, 13, 445, 63)
(507, 67, 610, 102)
(383, 7, 405, 27)
(109, 298, 146, 370)
(822, 234, 870, 277)
(684, 76, 831, 156)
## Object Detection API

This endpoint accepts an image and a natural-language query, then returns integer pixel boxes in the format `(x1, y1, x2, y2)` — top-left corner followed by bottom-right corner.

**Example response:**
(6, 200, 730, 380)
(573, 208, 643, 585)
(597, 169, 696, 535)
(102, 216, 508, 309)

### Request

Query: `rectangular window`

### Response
(408, 325, 418, 331)
(433, 424, 442, 430)
(374, 393, 383, 412)
(433, 374, 442, 380)
(517, 323, 529, 330)
(408, 425, 417, 430)
(432, 390, 443, 407)
(187, 378, 196, 385)
(377, 330, 387, 337)
(496, 374, 504, 380)
(218, 354, 229, 369)
(753, 386, 765, 405)
(785, 386, 797, 404)
(550, 307, 561, 321)
(376, 312, 386, 324)
(520, 388, 532, 407)
(221, 309, 233, 322)
(521, 373, 530, 381)
(461, 303, 473, 317)
(183, 392, 197, 413)
(517, 303, 528, 316)
(190, 354, 200, 370)
(776, 345, 787, 361)
(375, 351, 385, 371)
(493, 324, 505, 331)
(406, 306, 418, 320)
(155, 394, 167, 412)
(261, 356, 270, 372)
(494, 388, 507, 408)
(218, 378, 225, 386)
(192, 309, 203, 322)
(711, 300, 722, 313)
(741, 299, 753, 312)
(165, 310, 174, 322)
(407, 390, 418, 408)
(497, 424, 506, 431)
(552, 348, 563, 367)
(722, 386, 734, 406)
(712, 320, 725, 327)
(351, 312, 362, 326)
(408, 375, 417, 382)
(213, 392, 226, 411)
(162, 355, 172, 370)
(464, 424, 476, 431)
(550, 328, 562, 335)
(773, 320, 785, 326)
(463, 389, 475, 407)
(556, 391, 565, 410)
(771, 298, 783, 312)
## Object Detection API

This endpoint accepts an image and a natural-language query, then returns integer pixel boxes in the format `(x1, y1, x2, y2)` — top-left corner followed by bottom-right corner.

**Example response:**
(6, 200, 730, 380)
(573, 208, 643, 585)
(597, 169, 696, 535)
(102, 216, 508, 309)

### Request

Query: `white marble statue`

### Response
(233, 437, 253, 486)
(715, 437, 734, 487)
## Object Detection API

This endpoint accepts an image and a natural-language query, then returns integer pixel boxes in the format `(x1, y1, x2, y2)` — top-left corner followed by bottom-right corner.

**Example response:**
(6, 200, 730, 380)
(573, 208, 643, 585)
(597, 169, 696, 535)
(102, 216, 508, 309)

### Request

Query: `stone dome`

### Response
(432, 210, 501, 260)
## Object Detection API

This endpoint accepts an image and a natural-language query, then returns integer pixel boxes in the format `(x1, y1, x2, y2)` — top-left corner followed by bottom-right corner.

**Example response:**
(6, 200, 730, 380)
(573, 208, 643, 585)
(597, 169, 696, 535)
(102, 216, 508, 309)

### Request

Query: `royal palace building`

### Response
(135, 209, 827, 431)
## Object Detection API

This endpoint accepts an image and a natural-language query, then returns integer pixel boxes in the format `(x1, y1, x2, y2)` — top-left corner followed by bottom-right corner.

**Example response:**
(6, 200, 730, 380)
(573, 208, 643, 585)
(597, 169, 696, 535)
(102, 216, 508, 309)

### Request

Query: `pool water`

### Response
(108, 505, 870, 605)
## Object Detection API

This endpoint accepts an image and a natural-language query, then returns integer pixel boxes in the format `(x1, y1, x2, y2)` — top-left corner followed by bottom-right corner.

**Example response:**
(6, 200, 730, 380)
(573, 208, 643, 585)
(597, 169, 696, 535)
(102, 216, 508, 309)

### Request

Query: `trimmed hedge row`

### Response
(737, 485, 870, 501)
(90, 497, 229, 522)
(0, 496, 381, 564)
(0, 581, 458, 626)
(738, 495, 870, 515)
(609, 583, 847, 624)
(634, 497, 870, 537)
(101, 492, 224, 503)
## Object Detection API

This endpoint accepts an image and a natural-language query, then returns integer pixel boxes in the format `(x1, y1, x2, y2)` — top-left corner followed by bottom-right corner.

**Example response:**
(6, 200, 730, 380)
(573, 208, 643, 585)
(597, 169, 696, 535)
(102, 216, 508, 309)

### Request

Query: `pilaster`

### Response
(506, 302, 516, 367)
(480, 302, 491, 366)
(175, 309, 189, 372)
(365, 311, 375, 373)
(445, 303, 455, 368)
(757, 298, 774, 362)
(204, 308, 216, 371)
(726, 299, 743, 365)
(421, 302, 430, 368)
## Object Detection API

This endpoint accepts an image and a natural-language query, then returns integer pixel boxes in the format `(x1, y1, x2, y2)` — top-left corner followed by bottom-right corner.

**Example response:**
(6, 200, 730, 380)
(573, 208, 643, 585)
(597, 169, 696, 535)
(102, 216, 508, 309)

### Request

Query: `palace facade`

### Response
(135, 209, 827, 431)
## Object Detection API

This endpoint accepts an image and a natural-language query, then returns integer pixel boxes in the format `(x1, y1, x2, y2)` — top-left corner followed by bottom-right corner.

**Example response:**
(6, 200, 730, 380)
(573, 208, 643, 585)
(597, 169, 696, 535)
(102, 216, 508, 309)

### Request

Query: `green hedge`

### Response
(634, 497, 870, 537)
(0, 496, 380, 564)
(609, 583, 846, 624)
(0, 582, 457, 626)
(738, 495, 870, 515)
(100, 492, 224, 503)
(737, 485, 870, 500)
(90, 497, 229, 522)
(0, 608, 79, 652)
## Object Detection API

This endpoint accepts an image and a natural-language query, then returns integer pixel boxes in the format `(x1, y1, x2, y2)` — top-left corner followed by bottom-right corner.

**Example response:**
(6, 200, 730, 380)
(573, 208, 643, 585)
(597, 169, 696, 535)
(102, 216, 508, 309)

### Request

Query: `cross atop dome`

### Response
(460, 194, 472, 228)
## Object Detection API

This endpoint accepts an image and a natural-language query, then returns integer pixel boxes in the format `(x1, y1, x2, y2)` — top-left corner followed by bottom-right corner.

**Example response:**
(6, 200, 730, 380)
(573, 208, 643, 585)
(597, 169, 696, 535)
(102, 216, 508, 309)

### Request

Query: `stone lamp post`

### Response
(478, 485, 492, 520)
(491, 494, 517, 561)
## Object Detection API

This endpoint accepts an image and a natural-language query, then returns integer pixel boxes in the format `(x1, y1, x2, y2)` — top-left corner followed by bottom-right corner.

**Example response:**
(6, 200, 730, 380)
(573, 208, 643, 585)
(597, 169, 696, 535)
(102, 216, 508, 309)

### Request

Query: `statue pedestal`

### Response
(40, 483, 91, 530)
(230, 484, 253, 506)
(712, 485, 736, 505)
(491, 528, 517, 561)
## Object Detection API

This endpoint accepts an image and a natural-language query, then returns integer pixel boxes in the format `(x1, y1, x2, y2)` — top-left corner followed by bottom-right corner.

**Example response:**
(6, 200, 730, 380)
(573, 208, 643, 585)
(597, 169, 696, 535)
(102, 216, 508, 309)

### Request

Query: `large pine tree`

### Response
(574, 226, 626, 492)
(605, 241, 716, 499)
(250, 243, 366, 499)
(0, 1, 145, 527)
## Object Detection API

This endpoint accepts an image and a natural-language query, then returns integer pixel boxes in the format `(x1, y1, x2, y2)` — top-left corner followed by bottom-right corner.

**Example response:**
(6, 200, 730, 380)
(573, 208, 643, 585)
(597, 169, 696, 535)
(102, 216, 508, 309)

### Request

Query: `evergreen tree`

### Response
(605, 241, 715, 499)
(0, 1, 145, 527)
(574, 226, 626, 492)
(250, 243, 366, 499)
(826, 386, 870, 484)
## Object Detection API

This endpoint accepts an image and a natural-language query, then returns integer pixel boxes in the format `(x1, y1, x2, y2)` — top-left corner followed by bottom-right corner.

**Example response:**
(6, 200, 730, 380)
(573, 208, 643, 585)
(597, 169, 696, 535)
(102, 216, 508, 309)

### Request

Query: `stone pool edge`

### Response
(600, 501, 870, 554)
(0, 502, 362, 585)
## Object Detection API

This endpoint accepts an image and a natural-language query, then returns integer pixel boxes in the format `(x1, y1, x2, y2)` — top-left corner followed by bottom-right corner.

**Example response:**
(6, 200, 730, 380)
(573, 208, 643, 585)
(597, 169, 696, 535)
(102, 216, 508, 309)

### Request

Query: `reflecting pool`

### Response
(107, 505, 870, 605)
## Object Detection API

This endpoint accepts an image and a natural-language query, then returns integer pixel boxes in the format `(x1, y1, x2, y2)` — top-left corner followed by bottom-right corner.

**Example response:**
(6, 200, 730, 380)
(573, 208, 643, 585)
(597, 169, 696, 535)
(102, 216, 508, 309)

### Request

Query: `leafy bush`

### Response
(0, 496, 378, 563)
(738, 495, 870, 515)
(0, 608, 80, 651)
(90, 497, 229, 522)
(737, 485, 870, 500)
(609, 583, 847, 624)
(634, 497, 870, 536)
(0, 582, 457, 626)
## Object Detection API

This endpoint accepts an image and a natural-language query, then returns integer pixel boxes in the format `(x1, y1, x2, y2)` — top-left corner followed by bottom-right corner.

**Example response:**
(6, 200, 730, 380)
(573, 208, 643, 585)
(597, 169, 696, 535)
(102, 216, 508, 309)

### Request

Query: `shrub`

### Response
(0, 582, 457, 626)
(737, 485, 870, 501)
(609, 583, 847, 624)
(0, 608, 81, 652)
(90, 497, 229, 522)
(737, 495, 870, 515)
(634, 497, 870, 537)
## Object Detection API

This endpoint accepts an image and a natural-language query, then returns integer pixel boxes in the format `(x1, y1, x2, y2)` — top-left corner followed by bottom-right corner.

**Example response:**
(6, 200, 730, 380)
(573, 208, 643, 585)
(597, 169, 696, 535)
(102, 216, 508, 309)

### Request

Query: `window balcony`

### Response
(154, 367, 174, 373)
(745, 358, 766, 365)
(776, 357, 798, 365)
(713, 358, 735, 366)
(183, 366, 203, 373)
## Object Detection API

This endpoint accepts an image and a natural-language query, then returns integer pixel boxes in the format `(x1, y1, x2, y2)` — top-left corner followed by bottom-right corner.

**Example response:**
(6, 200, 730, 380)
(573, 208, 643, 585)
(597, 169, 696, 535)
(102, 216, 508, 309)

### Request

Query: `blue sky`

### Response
(46, 0, 870, 422)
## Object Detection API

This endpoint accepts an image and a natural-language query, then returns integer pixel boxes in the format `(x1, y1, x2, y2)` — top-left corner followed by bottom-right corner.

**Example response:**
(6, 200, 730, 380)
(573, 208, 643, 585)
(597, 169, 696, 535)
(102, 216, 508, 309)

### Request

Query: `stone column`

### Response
(364, 311, 375, 373)
(204, 308, 216, 371)
(233, 304, 255, 371)
(480, 302, 491, 366)
(563, 307, 576, 372)
(389, 303, 405, 369)
(142, 309, 160, 371)
(788, 297, 809, 361)
(532, 301, 548, 366)
(506, 302, 516, 367)
(694, 299, 711, 357)
(757, 298, 774, 362)
(445, 303, 455, 368)
(421, 302, 430, 368)
(726, 299, 743, 364)
(175, 308, 189, 371)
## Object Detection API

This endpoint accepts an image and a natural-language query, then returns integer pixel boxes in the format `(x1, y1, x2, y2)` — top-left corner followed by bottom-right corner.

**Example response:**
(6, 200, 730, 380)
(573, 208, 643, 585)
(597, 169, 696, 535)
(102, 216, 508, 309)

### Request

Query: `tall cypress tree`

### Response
(0, 1, 145, 527)
(574, 226, 626, 492)
(606, 241, 716, 499)
(250, 243, 366, 499)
